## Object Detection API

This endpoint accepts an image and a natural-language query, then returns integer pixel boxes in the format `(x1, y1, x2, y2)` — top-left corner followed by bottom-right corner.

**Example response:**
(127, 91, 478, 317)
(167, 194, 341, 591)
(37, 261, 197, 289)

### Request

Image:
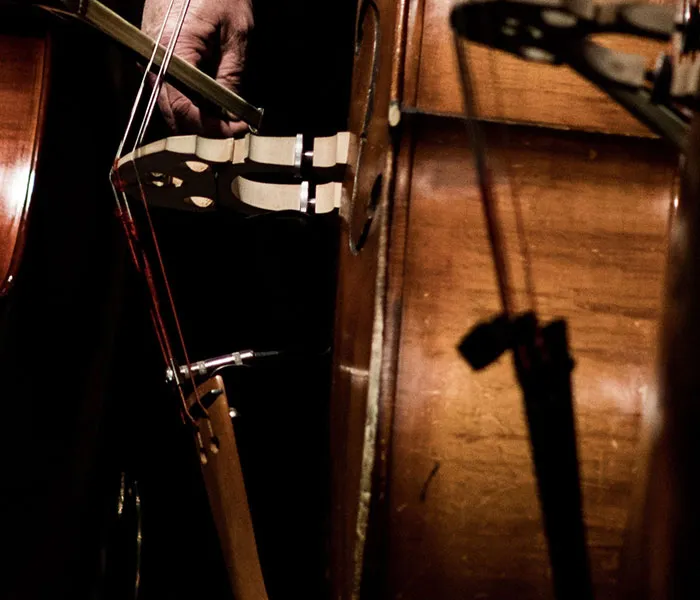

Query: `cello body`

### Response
(331, 0, 677, 598)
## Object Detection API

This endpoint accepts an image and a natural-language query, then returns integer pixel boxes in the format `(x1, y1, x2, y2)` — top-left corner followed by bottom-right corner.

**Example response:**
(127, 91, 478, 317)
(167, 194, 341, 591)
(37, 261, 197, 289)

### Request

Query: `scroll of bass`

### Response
(330, 1, 678, 600)
(0, 12, 50, 297)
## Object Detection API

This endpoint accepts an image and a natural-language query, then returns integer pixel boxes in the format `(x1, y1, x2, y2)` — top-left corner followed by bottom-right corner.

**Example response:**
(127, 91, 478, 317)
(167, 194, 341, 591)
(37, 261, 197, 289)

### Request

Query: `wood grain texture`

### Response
(382, 115, 675, 599)
(617, 104, 700, 600)
(406, 0, 672, 136)
(329, 0, 400, 597)
(0, 32, 50, 295)
(188, 376, 268, 600)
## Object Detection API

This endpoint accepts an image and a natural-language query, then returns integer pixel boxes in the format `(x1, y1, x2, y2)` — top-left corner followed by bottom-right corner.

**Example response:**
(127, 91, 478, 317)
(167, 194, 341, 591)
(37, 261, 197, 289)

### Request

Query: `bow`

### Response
(36, 1, 275, 597)
(36, 2, 378, 598)
(451, 0, 699, 598)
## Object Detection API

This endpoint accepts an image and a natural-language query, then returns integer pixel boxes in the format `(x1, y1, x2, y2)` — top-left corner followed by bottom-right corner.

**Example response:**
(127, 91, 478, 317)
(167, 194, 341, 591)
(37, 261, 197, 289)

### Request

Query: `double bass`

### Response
(0, 1, 350, 598)
(4, 0, 699, 598)
(329, 0, 699, 599)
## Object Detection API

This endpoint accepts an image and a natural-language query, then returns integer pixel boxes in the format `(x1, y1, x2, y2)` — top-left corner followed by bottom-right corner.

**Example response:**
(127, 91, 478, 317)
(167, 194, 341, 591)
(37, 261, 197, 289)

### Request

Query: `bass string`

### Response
(109, 0, 184, 403)
(135, 3, 221, 454)
(110, 183, 172, 372)
(133, 0, 192, 149)
(109, 3, 192, 425)
(109, 0, 218, 456)
(113, 0, 177, 162)
(131, 0, 222, 452)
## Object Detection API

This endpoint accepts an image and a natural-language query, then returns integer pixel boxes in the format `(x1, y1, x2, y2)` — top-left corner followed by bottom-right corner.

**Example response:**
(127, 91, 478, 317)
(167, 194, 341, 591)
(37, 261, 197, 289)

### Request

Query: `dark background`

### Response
(0, 1, 355, 598)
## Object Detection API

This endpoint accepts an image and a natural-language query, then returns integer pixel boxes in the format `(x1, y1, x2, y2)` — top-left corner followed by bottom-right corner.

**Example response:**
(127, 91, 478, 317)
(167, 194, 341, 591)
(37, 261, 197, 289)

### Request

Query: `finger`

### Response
(159, 29, 251, 136)
(207, 48, 248, 136)
(142, 0, 252, 136)
(205, 6, 253, 135)
(161, 84, 249, 137)
(142, 0, 210, 133)
(216, 1, 253, 92)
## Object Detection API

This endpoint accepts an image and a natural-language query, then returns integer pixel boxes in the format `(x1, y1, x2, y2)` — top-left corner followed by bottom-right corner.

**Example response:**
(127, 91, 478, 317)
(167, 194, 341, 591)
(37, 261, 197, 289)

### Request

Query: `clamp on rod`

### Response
(165, 349, 283, 384)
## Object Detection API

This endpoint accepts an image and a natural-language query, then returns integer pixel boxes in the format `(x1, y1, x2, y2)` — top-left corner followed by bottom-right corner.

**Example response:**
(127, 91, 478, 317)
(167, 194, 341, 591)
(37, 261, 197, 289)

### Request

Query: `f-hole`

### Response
(348, 0, 381, 255)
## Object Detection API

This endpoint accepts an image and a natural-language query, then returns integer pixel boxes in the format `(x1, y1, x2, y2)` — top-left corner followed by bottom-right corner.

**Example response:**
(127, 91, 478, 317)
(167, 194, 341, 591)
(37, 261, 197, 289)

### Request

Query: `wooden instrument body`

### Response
(331, 0, 677, 598)
(0, 10, 138, 598)
(185, 376, 268, 600)
(0, 3, 354, 599)
(618, 94, 700, 600)
(0, 25, 50, 296)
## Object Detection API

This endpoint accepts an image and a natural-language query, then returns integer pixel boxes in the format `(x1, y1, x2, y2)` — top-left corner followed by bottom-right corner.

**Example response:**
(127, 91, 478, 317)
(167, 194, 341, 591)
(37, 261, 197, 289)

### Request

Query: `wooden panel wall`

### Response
(383, 115, 675, 599)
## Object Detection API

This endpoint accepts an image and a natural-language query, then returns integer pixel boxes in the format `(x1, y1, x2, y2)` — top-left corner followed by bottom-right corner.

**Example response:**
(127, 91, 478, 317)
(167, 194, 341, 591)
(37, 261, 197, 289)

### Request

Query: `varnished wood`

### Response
(330, 0, 401, 597)
(0, 32, 50, 295)
(186, 376, 269, 600)
(381, 116, 674, 599)
(405, 0, 672, 136)
(617, 104, 700, 600)
(331, 0, 683, 595)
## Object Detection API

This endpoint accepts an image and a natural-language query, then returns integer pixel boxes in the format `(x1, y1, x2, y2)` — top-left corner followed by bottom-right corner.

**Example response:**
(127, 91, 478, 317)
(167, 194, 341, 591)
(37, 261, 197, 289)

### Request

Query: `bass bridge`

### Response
(116, 131, 357, 217)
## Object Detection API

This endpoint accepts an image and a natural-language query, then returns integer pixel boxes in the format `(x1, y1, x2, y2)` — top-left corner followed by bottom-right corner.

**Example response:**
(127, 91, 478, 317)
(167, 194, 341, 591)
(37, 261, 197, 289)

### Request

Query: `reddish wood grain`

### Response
(0, 33, 50, 295)
(329, 0, 400, 597)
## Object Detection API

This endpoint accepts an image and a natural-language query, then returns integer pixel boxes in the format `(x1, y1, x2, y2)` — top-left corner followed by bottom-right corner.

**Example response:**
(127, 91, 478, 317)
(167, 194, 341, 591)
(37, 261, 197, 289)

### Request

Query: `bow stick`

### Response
(452, 0, 700, 598)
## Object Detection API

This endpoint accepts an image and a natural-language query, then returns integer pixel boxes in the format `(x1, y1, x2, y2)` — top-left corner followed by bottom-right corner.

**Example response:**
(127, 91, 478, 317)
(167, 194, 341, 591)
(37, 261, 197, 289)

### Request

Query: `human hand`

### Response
(141, 0, 253, 137)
